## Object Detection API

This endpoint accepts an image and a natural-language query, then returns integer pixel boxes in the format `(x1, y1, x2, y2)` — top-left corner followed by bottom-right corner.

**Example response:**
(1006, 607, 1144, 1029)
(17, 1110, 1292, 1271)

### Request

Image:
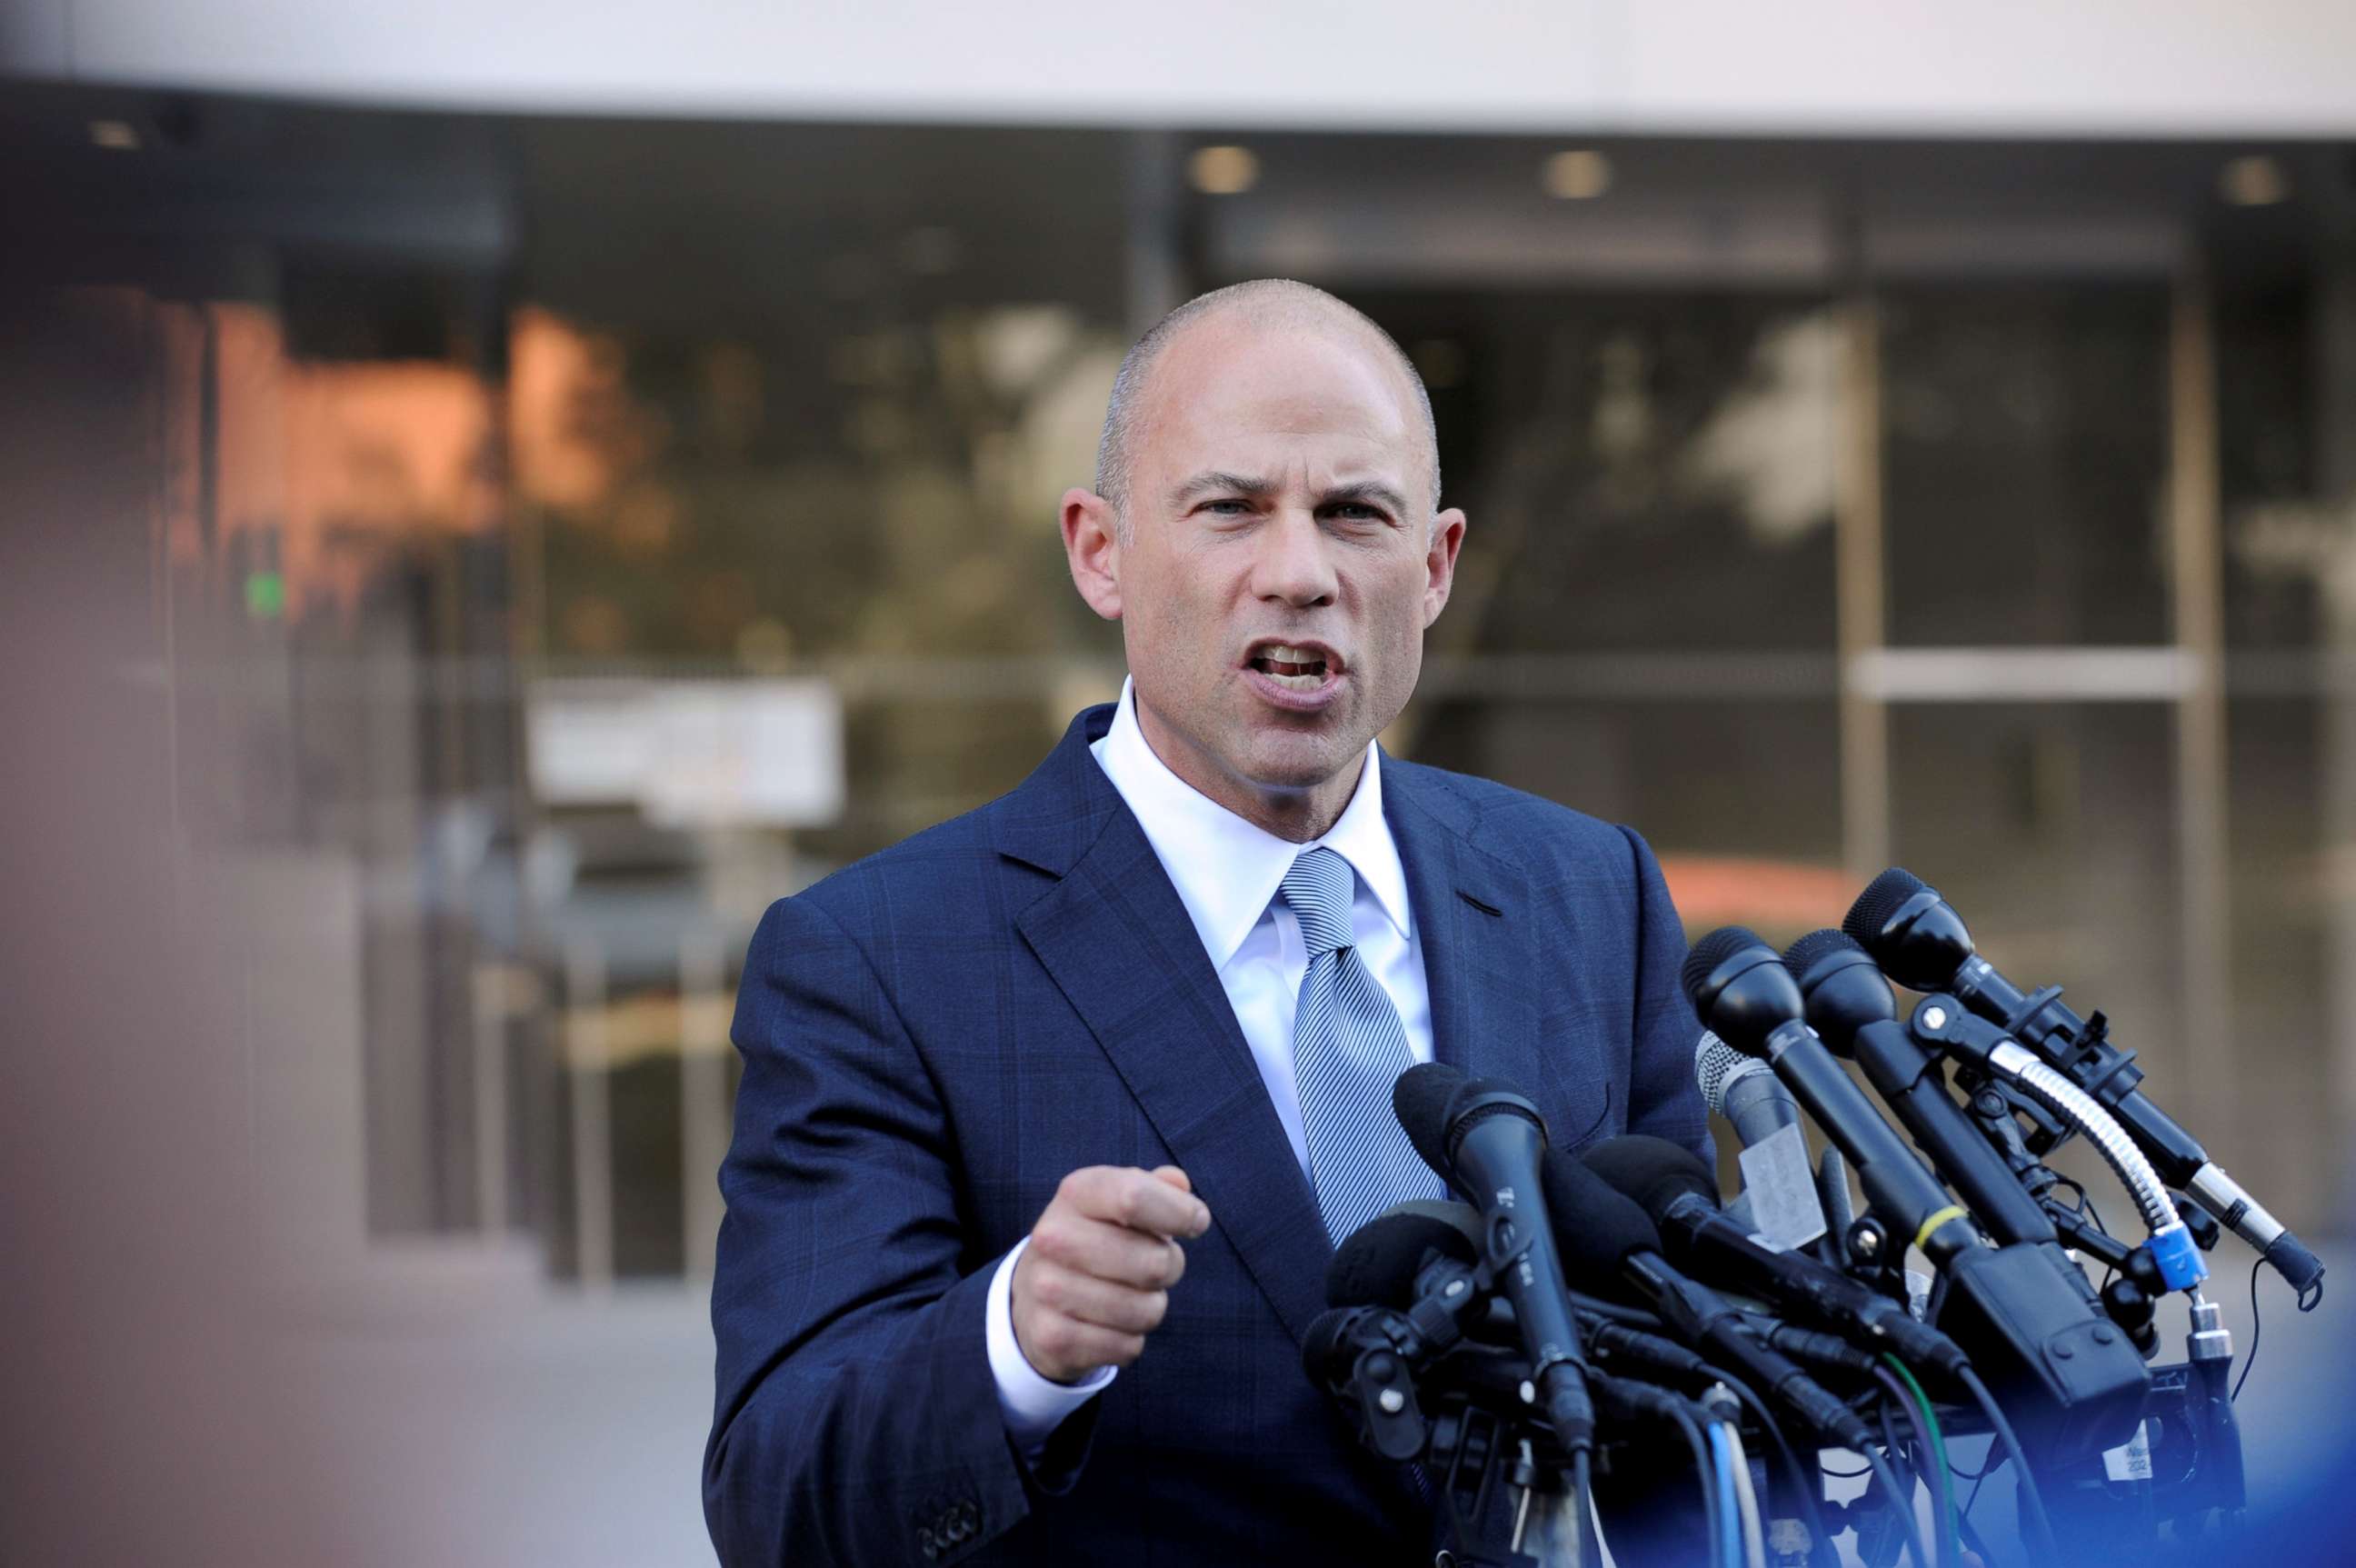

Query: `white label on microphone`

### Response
(2101, 1421, 2153, 1483)
(1738, 1123, 1828, 1253)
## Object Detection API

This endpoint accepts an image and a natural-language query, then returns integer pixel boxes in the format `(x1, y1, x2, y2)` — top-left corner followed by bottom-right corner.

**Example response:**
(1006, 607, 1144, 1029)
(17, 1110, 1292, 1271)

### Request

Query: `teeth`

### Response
(1247, 643, 1333, 693)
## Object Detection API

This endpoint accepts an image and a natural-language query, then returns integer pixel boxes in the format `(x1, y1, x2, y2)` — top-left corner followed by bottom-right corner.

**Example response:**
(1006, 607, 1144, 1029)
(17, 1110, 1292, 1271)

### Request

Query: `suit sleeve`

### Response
(1617, 825, 1712, 1165)
(704, 892, 1096, 1567)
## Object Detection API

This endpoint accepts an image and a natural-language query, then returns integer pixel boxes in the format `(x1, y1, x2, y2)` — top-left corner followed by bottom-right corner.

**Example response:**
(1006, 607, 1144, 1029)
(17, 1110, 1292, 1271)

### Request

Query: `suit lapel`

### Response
(1002, 710, 1333, 1349)
(994, 716, 1578, 1348)
(1383, 757, 1554, 1135)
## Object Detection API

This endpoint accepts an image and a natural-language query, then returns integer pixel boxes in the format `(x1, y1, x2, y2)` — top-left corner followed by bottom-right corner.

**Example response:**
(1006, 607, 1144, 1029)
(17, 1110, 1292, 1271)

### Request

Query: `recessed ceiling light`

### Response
(89, 119, 140, 151)
(1542, 149, 1612, 200)
(2219, 155, 2290, 206)
(1189, 145, 1260, 196)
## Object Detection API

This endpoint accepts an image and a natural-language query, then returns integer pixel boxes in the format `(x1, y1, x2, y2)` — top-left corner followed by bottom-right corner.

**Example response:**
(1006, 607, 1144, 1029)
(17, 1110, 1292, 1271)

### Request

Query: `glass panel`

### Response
(2224, 696, 2331, 1221)
(2219, 278, 2321, 652)
(111, 117, 1134, 1279)
(514, 120, 1131, 1273)
(1886, 703, 2190, 1157)
(1882, 285, 2172, 647)
(1346, 288, 1842, 654)
(2217, 273, 2339, 1223)
(1412, 697, 1849, 945)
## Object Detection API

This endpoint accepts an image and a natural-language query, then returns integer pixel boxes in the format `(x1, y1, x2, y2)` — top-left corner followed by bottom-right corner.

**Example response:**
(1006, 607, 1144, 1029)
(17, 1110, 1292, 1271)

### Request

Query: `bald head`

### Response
(1055, 277, 1468, 840)
(1093, 280, 1440, 539)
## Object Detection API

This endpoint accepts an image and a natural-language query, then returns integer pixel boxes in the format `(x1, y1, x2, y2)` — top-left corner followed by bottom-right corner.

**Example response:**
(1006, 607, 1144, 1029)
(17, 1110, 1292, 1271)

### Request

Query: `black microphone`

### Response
(1393, 1063, 1596, 1454)
(1581, 1133, 1971, 1381)
(1783, 928, 2059, 1249)
(1680, 926, 1982, 1267)
(1537, 1146, 1874, 1450)
(1325, 1200, 1483, 1310)
(1846, 866, 2324, 1303)
(1682, 927, 2149, 1463)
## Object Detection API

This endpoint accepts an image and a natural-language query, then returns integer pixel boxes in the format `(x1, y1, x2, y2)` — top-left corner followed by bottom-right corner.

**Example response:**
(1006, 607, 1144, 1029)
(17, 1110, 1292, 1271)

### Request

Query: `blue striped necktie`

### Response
(1282, 845, 1445, 1245)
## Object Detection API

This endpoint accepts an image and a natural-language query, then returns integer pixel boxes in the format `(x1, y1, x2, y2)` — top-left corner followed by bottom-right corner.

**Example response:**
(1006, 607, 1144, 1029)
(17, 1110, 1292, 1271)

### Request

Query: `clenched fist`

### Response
(1012, 1164, 1212, 1384)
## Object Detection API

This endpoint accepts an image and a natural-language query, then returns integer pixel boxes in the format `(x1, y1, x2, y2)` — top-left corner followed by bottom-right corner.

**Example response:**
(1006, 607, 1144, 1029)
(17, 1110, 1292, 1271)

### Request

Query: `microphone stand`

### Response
(1316, 1274, 1790, 1567)
(1308, 1270, 1581, 1567)
(1417, 1354, 1580, 1568)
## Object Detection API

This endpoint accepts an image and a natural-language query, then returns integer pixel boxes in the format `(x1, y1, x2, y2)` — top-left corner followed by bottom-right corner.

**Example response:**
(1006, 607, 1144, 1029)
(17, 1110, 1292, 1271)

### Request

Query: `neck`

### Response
(1133, 699, 1363, 844)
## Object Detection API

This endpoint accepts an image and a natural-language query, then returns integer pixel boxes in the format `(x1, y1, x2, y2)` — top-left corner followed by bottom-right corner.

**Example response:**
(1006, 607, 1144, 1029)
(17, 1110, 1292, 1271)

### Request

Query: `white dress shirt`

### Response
(986, 679, 1437, 1453)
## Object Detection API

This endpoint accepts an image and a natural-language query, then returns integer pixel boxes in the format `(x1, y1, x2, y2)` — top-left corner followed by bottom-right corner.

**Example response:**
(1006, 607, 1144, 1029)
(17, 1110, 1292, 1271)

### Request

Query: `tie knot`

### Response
(1281, 846, 1357, 956)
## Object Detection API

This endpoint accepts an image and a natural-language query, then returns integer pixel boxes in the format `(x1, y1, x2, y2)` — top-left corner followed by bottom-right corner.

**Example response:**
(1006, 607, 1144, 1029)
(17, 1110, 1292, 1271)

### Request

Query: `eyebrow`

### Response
(1167, 471, 1272, 509)
(1320, 478, 1412, 517)
(1165, 471, 1412, 517)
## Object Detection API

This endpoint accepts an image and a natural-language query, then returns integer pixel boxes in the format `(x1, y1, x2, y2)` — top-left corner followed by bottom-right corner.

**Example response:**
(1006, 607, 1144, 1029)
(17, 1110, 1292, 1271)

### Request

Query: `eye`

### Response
(1323, 503, 1388, 524)
(1202, 498, 1253, 516)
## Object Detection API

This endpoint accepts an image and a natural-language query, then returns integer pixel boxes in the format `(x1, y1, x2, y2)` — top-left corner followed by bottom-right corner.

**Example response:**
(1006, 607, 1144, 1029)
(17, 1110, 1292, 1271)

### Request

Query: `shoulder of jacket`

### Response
(1387, 755, 1639, 865)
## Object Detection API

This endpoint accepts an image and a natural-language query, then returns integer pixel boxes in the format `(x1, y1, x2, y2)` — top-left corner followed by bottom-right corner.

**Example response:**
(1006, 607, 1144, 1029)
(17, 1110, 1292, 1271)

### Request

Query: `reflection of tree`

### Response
(1452, 297, 1840, 660)
(2233, 496, 2356, 641)
(177, 303, 502, 620)
(514, 305, 1123, 856)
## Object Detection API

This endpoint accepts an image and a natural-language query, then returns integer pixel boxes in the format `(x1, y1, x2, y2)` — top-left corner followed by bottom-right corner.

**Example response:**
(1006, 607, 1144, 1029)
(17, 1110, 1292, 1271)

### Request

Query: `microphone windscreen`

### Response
(1680, 924, 1772, 1006)
(1581, 1135, 1719, 1226)
(1692, 1030, 1767, 1117)
(1325, 1201, 1482, 1307)
(1391, 1060, 1464, 1178)
(1783, 926, 1866, 982)
(1539, 1147, 1664, 1284)
(1842, 867, 1928, 946)
(1443, 1074, 1545, 1137)
(1302, 1306, 1359, 1382)
(1782, 927, 1899, 1045)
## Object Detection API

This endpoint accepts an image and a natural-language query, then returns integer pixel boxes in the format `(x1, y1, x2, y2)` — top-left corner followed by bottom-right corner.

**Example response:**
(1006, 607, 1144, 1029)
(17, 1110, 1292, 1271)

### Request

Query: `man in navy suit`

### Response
(704, 280, 1708, 1565)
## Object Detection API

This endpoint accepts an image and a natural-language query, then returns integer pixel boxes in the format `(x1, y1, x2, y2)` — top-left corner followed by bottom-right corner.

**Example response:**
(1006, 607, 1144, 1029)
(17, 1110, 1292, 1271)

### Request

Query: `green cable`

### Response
(1884, 1353, 1957, 1568)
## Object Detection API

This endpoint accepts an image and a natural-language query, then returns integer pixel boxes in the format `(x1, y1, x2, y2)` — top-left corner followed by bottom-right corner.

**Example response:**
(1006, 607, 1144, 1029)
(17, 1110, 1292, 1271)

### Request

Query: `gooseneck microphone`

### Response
(1683, 926, 2149, 1465)
(1792, 927, 2211, 1300)
(1580, 1134, 1971, 1382)
(1392, 1063, 1596, 1456)
(1845, 867, 2323, 1304)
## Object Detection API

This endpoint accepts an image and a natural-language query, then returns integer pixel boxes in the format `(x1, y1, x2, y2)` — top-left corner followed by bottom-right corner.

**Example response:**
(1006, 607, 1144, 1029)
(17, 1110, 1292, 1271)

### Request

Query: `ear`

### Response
(1421, 507, 1467, 627)
(1061, 487, 1123, 621)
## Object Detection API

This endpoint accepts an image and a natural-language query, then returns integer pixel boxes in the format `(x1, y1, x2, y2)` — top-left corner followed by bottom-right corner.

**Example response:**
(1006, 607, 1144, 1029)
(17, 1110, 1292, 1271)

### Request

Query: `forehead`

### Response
(1135, 317, 1422, 486)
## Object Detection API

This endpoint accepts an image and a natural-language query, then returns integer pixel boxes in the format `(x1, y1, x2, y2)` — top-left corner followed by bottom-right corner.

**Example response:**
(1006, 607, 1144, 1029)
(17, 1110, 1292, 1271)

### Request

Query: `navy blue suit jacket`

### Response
(705, 704, 1708, 1566)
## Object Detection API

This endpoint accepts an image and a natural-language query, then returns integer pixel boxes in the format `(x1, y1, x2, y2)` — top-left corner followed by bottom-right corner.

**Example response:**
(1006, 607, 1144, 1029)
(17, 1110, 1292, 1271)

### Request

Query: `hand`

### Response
(1011, 1164, 1211, 1384)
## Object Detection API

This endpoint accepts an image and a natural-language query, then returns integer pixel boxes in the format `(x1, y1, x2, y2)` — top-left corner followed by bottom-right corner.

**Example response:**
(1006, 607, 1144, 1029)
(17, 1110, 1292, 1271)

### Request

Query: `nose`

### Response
(1249, 505, 1339, 609)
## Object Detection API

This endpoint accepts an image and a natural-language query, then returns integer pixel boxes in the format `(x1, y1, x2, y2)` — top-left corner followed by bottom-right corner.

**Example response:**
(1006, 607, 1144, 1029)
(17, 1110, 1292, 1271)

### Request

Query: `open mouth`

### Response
(1246, 642, 1340, 692)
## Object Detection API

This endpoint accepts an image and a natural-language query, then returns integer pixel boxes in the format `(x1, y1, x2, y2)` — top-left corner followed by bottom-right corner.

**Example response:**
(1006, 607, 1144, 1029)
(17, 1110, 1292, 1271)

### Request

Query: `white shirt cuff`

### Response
(986, 1236, 1117, 1453)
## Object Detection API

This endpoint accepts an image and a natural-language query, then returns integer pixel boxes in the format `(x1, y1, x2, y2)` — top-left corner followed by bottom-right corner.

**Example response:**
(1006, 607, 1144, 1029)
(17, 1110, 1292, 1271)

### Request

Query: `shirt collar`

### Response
(1090, 678, 1413, 970)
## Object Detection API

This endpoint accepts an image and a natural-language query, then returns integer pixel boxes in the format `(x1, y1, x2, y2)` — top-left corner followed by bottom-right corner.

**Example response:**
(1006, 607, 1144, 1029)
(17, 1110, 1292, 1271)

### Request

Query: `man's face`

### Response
(1091, 319, 1463, 811)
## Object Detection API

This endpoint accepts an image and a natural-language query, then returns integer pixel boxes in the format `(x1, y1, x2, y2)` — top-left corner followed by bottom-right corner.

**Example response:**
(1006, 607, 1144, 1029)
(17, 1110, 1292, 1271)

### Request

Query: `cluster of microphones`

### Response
(1303, 868, 2328, 1568)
